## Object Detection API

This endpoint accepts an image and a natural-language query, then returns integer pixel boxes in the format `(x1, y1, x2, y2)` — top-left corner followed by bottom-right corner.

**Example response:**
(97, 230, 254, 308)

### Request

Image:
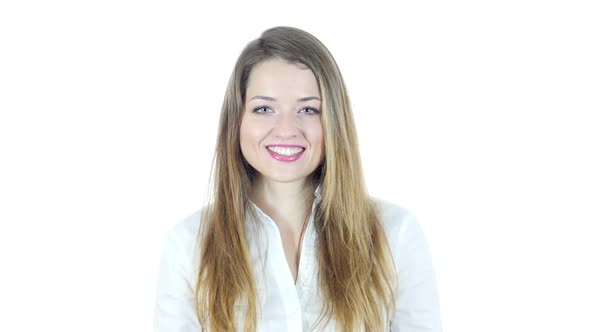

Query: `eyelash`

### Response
(252, 105, 320, 115)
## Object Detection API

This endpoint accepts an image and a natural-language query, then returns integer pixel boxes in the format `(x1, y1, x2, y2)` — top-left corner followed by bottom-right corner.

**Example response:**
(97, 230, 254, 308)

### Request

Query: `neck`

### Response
(250, 175, 316, 232)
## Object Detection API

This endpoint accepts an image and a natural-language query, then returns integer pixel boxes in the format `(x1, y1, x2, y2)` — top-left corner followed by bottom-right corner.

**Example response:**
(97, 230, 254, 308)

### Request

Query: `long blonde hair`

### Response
(195, 26, 397, 331)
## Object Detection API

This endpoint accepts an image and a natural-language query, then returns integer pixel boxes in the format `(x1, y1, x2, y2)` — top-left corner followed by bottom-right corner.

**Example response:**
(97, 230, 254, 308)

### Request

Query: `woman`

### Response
(154, 26, 441, 331)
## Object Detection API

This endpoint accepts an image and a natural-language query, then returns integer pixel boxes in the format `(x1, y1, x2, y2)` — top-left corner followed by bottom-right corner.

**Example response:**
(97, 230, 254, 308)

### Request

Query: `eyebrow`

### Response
(248, 95, 321, 102)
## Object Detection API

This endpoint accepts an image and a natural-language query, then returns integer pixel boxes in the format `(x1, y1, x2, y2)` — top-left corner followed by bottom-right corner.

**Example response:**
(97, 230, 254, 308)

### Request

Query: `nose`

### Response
(274, 111, 300, 137)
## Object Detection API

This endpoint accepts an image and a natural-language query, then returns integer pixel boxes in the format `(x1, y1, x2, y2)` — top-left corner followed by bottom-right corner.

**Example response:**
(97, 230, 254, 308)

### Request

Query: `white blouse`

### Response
(154, 185, 442, 331)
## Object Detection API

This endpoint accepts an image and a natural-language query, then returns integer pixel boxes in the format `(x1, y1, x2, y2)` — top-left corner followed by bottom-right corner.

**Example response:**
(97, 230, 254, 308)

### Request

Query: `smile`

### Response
(267, 146, 304, 156)
(266, 146, 305, 162)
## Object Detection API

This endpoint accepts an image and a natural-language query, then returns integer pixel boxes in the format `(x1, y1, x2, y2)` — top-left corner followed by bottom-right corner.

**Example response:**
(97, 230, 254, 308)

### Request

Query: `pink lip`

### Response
(266, 146, 305, 162)
(266, 144, 305, 148)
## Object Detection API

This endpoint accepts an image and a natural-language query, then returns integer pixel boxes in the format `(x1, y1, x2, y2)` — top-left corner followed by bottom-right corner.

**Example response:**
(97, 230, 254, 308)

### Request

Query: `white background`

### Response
(1, 1, 588, 331)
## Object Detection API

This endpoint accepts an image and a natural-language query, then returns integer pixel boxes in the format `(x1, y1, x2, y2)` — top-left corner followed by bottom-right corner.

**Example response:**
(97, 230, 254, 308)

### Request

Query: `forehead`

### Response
(246, 58, 320, 98)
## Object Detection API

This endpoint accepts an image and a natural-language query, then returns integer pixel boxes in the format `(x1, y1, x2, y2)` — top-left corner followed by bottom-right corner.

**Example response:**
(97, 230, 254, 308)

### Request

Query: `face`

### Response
(240, 57, 324, 185)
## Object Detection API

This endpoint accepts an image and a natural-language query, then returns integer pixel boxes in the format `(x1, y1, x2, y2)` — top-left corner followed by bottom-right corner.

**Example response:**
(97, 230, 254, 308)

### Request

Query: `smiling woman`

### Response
(154, 26, 442, 332)
(240, 58, 324, 186)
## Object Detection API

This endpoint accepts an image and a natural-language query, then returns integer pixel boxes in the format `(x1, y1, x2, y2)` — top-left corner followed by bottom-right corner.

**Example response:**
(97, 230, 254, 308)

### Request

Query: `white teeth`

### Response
(268, 146, 304, 156)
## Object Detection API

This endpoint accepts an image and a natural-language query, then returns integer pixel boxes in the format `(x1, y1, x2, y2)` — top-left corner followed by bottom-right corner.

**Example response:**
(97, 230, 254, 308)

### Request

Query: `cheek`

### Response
(238, 123, 246, 146)
(240, 120, 265, 146)
(311, 122, 324, 147)
(239, 121, 253, 150)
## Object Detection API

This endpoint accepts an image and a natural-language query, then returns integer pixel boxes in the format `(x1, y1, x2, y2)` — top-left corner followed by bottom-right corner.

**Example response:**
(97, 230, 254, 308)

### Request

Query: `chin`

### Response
(261, 171, 311, 183)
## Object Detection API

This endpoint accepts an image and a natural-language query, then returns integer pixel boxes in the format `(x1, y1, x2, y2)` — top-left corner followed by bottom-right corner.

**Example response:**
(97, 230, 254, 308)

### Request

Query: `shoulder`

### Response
(370, 197, 442, 330)
(369, 196, 427, 257)
(370, 196, 418, 235)
(155, 210, 206, 330)
(167, 208, 204, 246)
(159, 208, 207, 281)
